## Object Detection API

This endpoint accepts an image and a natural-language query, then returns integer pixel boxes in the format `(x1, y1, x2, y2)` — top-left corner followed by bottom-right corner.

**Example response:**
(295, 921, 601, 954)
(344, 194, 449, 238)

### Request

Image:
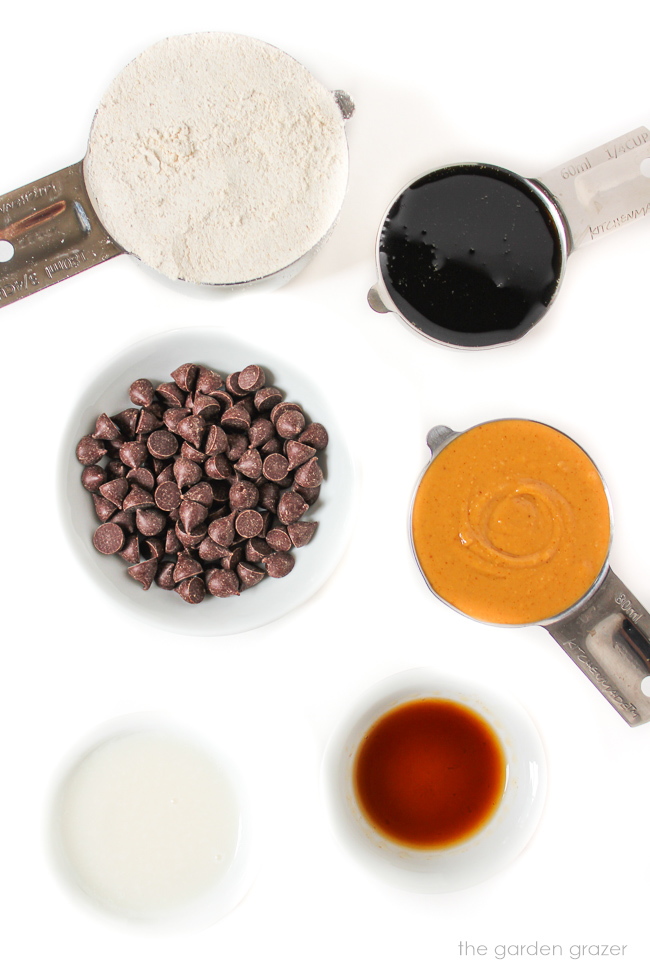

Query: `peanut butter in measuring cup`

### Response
(411, 419, 650, 725)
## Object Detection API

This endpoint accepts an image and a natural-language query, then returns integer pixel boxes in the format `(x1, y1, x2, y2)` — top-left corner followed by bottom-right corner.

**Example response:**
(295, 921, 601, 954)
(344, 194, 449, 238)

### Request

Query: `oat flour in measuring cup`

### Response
(0, 33, 353, 306)
(369, 129, 650, 348)
(411, 420, 650, 726)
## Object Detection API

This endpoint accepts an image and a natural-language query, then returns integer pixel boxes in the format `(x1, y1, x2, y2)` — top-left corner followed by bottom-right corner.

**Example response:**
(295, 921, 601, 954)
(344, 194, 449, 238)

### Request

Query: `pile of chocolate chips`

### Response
(75, 362, 326, 604)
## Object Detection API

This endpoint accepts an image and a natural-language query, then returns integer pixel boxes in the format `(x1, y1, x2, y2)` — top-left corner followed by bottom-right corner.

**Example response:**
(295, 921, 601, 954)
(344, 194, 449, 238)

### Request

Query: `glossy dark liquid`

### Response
(379, 165, 564, 347)
(353, 698, 506, 848)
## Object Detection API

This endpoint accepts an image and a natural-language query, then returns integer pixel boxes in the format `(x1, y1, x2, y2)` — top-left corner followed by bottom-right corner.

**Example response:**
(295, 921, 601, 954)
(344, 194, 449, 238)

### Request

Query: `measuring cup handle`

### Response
(0, 161, 122, 308)
(535, 126, 650, 251)
(545, 567, 650, 726)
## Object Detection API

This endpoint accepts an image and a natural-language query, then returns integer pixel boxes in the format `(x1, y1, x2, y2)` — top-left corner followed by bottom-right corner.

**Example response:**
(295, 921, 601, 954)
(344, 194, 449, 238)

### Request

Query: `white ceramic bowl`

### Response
(59, 326, 356, 635)
(323, 669, 547, 893)
(49, 712, 255, 931)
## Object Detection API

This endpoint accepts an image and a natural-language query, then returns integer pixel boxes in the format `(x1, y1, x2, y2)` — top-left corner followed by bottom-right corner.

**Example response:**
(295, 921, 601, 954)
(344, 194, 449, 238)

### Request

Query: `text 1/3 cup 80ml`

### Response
(411, 420, 650, 725)
(369, 128, 650, 348)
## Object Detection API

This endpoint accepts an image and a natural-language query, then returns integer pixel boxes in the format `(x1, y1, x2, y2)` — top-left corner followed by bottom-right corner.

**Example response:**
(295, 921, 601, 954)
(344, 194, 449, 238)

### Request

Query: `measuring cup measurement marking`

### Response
(412, 422, 650, 726)
(371, 126, 650, 348)
(0, 162, 120, 304)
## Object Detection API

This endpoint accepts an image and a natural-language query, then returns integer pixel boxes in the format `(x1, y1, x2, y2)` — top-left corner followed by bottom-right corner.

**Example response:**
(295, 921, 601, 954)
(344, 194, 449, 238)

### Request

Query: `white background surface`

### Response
(2, 1, 649, 972)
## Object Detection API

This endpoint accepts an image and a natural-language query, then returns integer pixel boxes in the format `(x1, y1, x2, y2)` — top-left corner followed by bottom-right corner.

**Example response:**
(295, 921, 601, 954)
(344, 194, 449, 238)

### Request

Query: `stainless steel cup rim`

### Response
(371, 163, 570, 350)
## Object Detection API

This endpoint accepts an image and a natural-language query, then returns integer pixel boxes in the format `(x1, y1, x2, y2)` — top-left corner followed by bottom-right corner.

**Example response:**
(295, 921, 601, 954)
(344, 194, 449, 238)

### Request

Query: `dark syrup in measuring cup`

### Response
(378, 164, 564, 348)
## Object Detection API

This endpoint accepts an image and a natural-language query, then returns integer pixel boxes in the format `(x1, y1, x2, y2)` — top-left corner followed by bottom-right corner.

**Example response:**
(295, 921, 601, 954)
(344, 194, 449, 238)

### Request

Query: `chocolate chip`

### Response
(93, 523, 124, 555)
(263, 552, 295, 578)
(92, 494, 117, 522)
(173, 551, 203, 583)
(254, 386, 283, 412)
(99, 477, 129, 508)
(119, 534, 141, 563)
(248, 417, 275, 448)
(238, 364, 266, 391)
(176, 415, 205, 450)
(206, 568, 239, 597)
(204, 425, 228, 456)
(199, 536, 230, 562)
(235, 448, 262, 480)
(221, 404, 251, 431)
(277, 491, 309, 524)
(293, 457, 324, 490)
(220, 545, 244, 572)
(259, 481, 280, 513)
(163, 407, 191, 432)
(106, 459, 128, 479)
(212, 390, 233, 412)
(262, 453, 289, 482)
(123, 485, 154, 510)
(165, 529, 183, 555)
(76, 435, 107, 466)
(226, 432, 249, 462)
(192, 393, 221, 419)
(225, 371, 246, 396)
(285, 440, 316, 470)
(245, 536, 273, 561)
(147, 429, 179, 460)
(235, 509, 264, 538)
(174, 523, 207, 549)
(299, 422, 329, 450)
(179, 499, 208, 532)
(180, 442, 206, 464)
(275, 409, 306, 439)
(126, 467, 155, 491)
(156, 463, 175, 484)
(112, 408, 140, 438)
(287, 521, 318, 547)
(170, 363, 198, 392)
(208, 512, 236, 548)
(270, 401, 302, 424)
(155, 382, 185, 407)
(229, 480, 259, 511)
(295, 483, 321, 505)
(260, 437, 283, 457)
(237, 561, 266, 589)
(176, 576, 206, 604)
(204, 454, 232, 481)
(81, 465, 107, 493)
(173, 457, 202, 490)
(184, 482, 213, 506)
(143, 537, 163, 561)
(266, 526, 292, 551)
(135, 508, 167, 536)
(92, 413, 121, 440)
(195, 367, 224, 395)
(136, 408, 163, 436)
(129, 378, 155, 407)
(127, 557, 158, 590)
(110, 508, 136, 533)
(119, 441, 148, 469)
(155, 561, 176, 589)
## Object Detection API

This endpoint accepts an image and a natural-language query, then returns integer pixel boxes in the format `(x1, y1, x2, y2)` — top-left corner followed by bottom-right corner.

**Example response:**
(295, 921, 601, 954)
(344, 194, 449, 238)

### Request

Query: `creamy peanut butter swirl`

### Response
(459, 477, 574, 573)
(412, 420, 611, 625)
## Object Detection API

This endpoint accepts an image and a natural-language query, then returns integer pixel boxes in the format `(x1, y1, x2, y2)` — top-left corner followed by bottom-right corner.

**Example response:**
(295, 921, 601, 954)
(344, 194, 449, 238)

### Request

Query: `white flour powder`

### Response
(84, 33, 349, 284)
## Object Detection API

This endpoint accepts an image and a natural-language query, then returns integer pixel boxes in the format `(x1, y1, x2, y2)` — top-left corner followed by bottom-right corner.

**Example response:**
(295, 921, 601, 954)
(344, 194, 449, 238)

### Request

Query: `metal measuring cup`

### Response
(369, 128, 650, 349)
(411, 422, 650, 726)
(0, 35, 353, 308)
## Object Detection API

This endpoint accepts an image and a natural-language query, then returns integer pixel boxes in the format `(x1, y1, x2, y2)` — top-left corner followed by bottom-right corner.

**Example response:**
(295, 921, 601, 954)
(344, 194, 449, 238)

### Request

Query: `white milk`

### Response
(55, 728, 242, 922)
